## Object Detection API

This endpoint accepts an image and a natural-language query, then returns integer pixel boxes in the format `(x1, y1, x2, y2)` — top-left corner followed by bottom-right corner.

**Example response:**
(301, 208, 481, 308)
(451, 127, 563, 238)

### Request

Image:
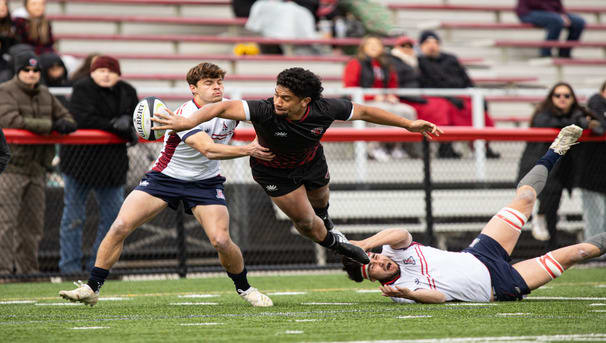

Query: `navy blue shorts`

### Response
(134, 171, 227, 215)
(462, 234, 530, 301)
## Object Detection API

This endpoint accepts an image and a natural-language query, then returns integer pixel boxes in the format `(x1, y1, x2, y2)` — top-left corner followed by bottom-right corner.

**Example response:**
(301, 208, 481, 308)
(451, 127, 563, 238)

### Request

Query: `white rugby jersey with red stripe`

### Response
(381, 243, 492, 303)
(151, 99, 238, 181)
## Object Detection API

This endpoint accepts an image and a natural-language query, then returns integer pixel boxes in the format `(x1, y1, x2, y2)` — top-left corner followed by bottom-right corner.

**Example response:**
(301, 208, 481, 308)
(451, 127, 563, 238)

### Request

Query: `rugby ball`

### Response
(133, 96, 168, 141)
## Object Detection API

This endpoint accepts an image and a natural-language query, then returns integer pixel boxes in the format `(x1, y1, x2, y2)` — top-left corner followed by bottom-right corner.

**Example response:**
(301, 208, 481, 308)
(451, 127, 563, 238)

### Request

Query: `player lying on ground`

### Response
(59, 62, 274, 307)
(151, 67, 442, 266)
(343, 125, 606, 303)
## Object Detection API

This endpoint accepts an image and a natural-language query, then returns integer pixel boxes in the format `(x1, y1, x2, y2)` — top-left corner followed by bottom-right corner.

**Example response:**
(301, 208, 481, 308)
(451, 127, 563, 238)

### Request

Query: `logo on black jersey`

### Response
(311, 127, 324, 135)
(266, 185, 278, 192)
(274, 131, 287, 137)
(403, 256, 416, 265)
(138, 180, 149, 187)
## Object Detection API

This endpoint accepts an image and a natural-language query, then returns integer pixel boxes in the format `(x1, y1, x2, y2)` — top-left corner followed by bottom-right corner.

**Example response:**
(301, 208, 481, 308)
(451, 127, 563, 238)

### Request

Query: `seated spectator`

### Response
(39, 51, 70, 106)
(344, 35, 419, 161)
(417, 30, 499, 159)
(516, 0, 585, 58)
(0, 51, 76, 274)
(0, 0, 16, 82)
(14, 0, 54, 55)
(58, 56, 138, 274)
(517, 82, 599, 249)
(70, 53, 101, 82)
(575, 81, 606, 243)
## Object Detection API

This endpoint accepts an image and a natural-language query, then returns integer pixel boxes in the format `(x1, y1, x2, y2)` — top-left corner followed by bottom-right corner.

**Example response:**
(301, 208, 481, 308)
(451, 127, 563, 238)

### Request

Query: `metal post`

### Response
(471, 89, 486, 180)
(422, 138, 435, 246)
(176, 204, 187, 278)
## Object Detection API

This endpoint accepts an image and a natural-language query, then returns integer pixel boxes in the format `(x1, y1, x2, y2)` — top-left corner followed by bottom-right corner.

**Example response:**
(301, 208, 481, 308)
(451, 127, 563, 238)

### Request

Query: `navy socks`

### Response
(87, 267, 109, 292)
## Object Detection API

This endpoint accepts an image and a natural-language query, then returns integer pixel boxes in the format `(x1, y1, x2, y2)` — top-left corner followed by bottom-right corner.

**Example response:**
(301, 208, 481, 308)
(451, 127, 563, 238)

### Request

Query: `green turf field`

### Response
(2, 267, 606, 343)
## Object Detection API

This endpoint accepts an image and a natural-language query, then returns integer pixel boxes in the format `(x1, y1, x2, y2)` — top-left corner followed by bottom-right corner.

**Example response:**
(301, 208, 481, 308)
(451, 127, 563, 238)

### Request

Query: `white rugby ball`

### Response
(133, 96, 168, 141)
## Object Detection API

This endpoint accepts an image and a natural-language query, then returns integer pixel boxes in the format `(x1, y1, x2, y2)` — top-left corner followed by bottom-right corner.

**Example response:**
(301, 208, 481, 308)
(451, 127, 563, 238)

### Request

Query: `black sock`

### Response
(313, 204, 329, 219)
(228, 268, 251, 293)
(87, 267, 109, 293)
(319, 230, 336, 248)
(536, 149, 561, 172)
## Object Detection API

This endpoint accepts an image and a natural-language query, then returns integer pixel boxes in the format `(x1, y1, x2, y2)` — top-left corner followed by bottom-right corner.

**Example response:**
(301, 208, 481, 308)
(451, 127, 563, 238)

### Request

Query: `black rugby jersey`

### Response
(243, 98, 353, 169)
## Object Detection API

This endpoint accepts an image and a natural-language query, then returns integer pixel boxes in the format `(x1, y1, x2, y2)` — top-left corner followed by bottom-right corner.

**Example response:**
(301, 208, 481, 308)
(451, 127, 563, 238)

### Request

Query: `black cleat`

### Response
(330, 229, 370, 264)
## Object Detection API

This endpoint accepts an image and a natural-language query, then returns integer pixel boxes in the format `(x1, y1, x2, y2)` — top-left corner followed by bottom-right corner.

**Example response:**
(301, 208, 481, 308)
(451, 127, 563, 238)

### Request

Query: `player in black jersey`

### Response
(153, 67, 442, 265)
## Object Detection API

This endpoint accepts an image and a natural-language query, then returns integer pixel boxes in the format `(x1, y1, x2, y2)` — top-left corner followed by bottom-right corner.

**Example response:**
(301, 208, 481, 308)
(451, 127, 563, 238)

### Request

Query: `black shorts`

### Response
(463, 234, 530, 301)
(135, 171, 227, 215)
(250, 149, 330, 197)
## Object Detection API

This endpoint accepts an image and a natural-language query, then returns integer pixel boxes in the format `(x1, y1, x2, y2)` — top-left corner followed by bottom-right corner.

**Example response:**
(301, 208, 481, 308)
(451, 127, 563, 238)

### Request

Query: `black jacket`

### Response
(389, 54, 426, 103)
(0, 128, 9, 174)
(39, 52, 72, 107)
(59, 76, 138, 186)
(417, 52, 474, 89)
(574, 94, 606, 193)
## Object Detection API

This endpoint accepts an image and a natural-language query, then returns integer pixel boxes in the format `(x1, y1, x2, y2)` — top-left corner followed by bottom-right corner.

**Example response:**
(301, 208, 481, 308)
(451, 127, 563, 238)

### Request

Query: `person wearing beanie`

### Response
(39, 51, 71, 106)
(416, 30, 500, 159)
(57, 55, 138, 274)
(0, 49, 76, 274)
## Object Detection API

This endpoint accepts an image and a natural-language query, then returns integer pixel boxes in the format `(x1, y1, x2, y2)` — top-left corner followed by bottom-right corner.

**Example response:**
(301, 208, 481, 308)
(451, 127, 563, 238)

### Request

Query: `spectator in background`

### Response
(58, 56, 138, 274)
(576, 81, 606, 242)
(0, 0, 16, 81)
(39, 51, 70, 106)
(417, 30, 499, 159)
(70, 53, 100, 82)
(0, 51, 76, 274)
(344, 35, 419, 161)
(516, 0, 585, 58)
(0, 128, 9, 174)
(517, 82, 599, 249)
(14, 0, 54, 55)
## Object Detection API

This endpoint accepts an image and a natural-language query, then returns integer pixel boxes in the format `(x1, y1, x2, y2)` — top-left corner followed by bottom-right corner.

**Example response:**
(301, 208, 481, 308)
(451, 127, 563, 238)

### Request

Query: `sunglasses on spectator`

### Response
(399, 43, 413, 48)
(22, 67, 40, 73)
(552, 93, 571, 99)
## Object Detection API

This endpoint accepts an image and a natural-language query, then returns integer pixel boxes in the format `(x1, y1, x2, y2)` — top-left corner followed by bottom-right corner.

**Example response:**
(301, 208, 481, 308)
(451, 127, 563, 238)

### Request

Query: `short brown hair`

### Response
(186, 62, 226, 86)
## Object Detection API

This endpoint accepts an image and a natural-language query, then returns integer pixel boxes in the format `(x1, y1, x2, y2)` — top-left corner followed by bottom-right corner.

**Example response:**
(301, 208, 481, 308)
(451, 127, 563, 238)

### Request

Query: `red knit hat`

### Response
(90, 55, 121, 75)
(395, 35, 415, 47)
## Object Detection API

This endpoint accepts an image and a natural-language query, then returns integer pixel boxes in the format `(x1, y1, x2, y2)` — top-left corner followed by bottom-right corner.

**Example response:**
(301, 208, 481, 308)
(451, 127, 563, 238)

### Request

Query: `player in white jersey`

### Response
(60, 63, 275, 307)
(343, 125, 606, 303)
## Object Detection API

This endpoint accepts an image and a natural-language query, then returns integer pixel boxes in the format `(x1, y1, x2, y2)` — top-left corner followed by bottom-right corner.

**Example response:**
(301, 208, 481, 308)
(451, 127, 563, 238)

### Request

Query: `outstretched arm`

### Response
(380, 285, 447, 304)
(185, 132, 274, 161)
(152, 100, 247, 132)
(349, 103, 443, 140)
(350, 228, 412, 252)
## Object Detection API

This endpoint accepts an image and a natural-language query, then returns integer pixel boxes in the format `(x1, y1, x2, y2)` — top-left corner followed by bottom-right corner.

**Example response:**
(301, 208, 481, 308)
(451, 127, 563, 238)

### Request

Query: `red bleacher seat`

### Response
(494, 40, 606, 48)
(387, 4, 606, 14)
(552, 58, 606, 66)
(440, 22, 606, 31)
(47, 14, 247, 26)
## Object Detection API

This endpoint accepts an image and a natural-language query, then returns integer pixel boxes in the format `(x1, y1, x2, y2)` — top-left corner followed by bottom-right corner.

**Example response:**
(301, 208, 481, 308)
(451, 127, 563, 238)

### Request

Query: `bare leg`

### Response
(191, 205, 244, 274)
(307, 184, 329, 209)
(513, 242, 601, 290)
(95, 190, 167, 270)
(271, 185, 328, 242)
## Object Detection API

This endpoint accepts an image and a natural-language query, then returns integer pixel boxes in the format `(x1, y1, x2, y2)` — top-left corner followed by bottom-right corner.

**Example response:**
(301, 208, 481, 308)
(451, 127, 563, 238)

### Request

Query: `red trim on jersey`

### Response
(496, 214, 522, 231)
(192, 98, 202, 109)
(287, 105, 311, 123)
(504, 208, 526, 226)
(414, 245, 436, 289)
(152, 133, 181, 172)
(381, 274, 401, 286)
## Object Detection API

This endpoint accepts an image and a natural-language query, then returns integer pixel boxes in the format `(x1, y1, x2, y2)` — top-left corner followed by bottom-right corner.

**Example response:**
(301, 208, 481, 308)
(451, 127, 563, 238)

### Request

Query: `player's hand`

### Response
(379, 285, 414, 299)
(248, 137, 275, 161)
(152, 108, 194, 132)
(407, 120, 443, 140)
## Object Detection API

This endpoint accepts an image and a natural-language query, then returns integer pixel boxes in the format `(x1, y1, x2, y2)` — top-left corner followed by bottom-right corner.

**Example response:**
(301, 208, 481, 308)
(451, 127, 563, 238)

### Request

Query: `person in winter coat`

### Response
(516, 0, 585, 58)
(344, 35, 419, 161)
(58, 55, 138, 274)
(0, 51, 76, 274)
(0, 0, 16, 82)
(0, 127, 9, 174)
(39, 51, 70, 106)
(416, 30, 499, 159)
(516, 82, 600, 249)
(14, 0, 54, 55)
(576, 81, 606, 241)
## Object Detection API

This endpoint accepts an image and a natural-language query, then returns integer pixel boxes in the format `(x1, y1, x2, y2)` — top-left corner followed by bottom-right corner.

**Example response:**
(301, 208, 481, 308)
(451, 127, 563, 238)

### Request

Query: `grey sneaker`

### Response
(239, 287, 273, 307)
(330, 229, 370, 264)
(549, 125, 583, 155)
(59, 280, 98, 307)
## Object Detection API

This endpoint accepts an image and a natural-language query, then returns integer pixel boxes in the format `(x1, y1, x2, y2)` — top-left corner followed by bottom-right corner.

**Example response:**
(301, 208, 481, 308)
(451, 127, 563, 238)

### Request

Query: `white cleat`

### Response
(239, 287, 273, 307)
(549, 124, 583, 155)
(59, 280, 99, 307)
(531, 214, 550, 241)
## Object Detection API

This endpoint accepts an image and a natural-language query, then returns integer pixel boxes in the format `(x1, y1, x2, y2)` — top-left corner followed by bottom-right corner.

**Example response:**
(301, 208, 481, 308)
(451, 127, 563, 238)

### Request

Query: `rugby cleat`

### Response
(59, 280, 99, 307)
(330, 229, 370, 265)
(239, 287, 273, 307)
(549, 124, 583, 155)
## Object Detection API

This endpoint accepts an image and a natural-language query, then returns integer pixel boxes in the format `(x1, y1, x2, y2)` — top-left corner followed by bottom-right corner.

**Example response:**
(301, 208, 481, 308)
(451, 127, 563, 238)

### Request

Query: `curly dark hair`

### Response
(276, 67, 323, 101)
(342, 257, 364, 283)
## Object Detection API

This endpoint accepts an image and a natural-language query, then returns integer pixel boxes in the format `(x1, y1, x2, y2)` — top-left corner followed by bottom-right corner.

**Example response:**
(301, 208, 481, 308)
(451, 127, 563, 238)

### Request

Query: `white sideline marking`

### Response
(302, 302, 354, 305)
(0, 300, 35, 304)
(397, 315, 432, 319)
(356, 289, 381, 293)
(35, 302, 82, 306)
(496, 313, 531, 316)
(178, 294, 219, 298)
(527, 296, 606, 301)
(591, 310, 606, 313)
(597, 285, 606, 288)
(589, 303, 606, 306)
(445, 303, 497, 306)
(180, 323, 223, 326)
(99, 297, 130, 301)
(294, 319, 318, 322)
(335, 333, 606, 342)
(170, 302, 218, 306)
(71, 327, 109, 330)
(268, 292, 306, 296)
(284, 330, 303, 334)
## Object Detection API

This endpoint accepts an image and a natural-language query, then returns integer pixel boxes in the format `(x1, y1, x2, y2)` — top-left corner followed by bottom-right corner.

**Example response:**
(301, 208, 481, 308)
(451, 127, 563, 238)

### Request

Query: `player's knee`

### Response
(209, 233, 232, 252)
(515, 186, 536, 207)
(108, 218, 133, 240)
(293, 216, 315, 234)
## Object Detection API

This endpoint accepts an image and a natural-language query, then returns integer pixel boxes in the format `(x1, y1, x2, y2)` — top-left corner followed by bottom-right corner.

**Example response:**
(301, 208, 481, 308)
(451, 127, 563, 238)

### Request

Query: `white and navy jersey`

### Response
(382, 243, 492, 303)
(151, 99, 238, 181)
